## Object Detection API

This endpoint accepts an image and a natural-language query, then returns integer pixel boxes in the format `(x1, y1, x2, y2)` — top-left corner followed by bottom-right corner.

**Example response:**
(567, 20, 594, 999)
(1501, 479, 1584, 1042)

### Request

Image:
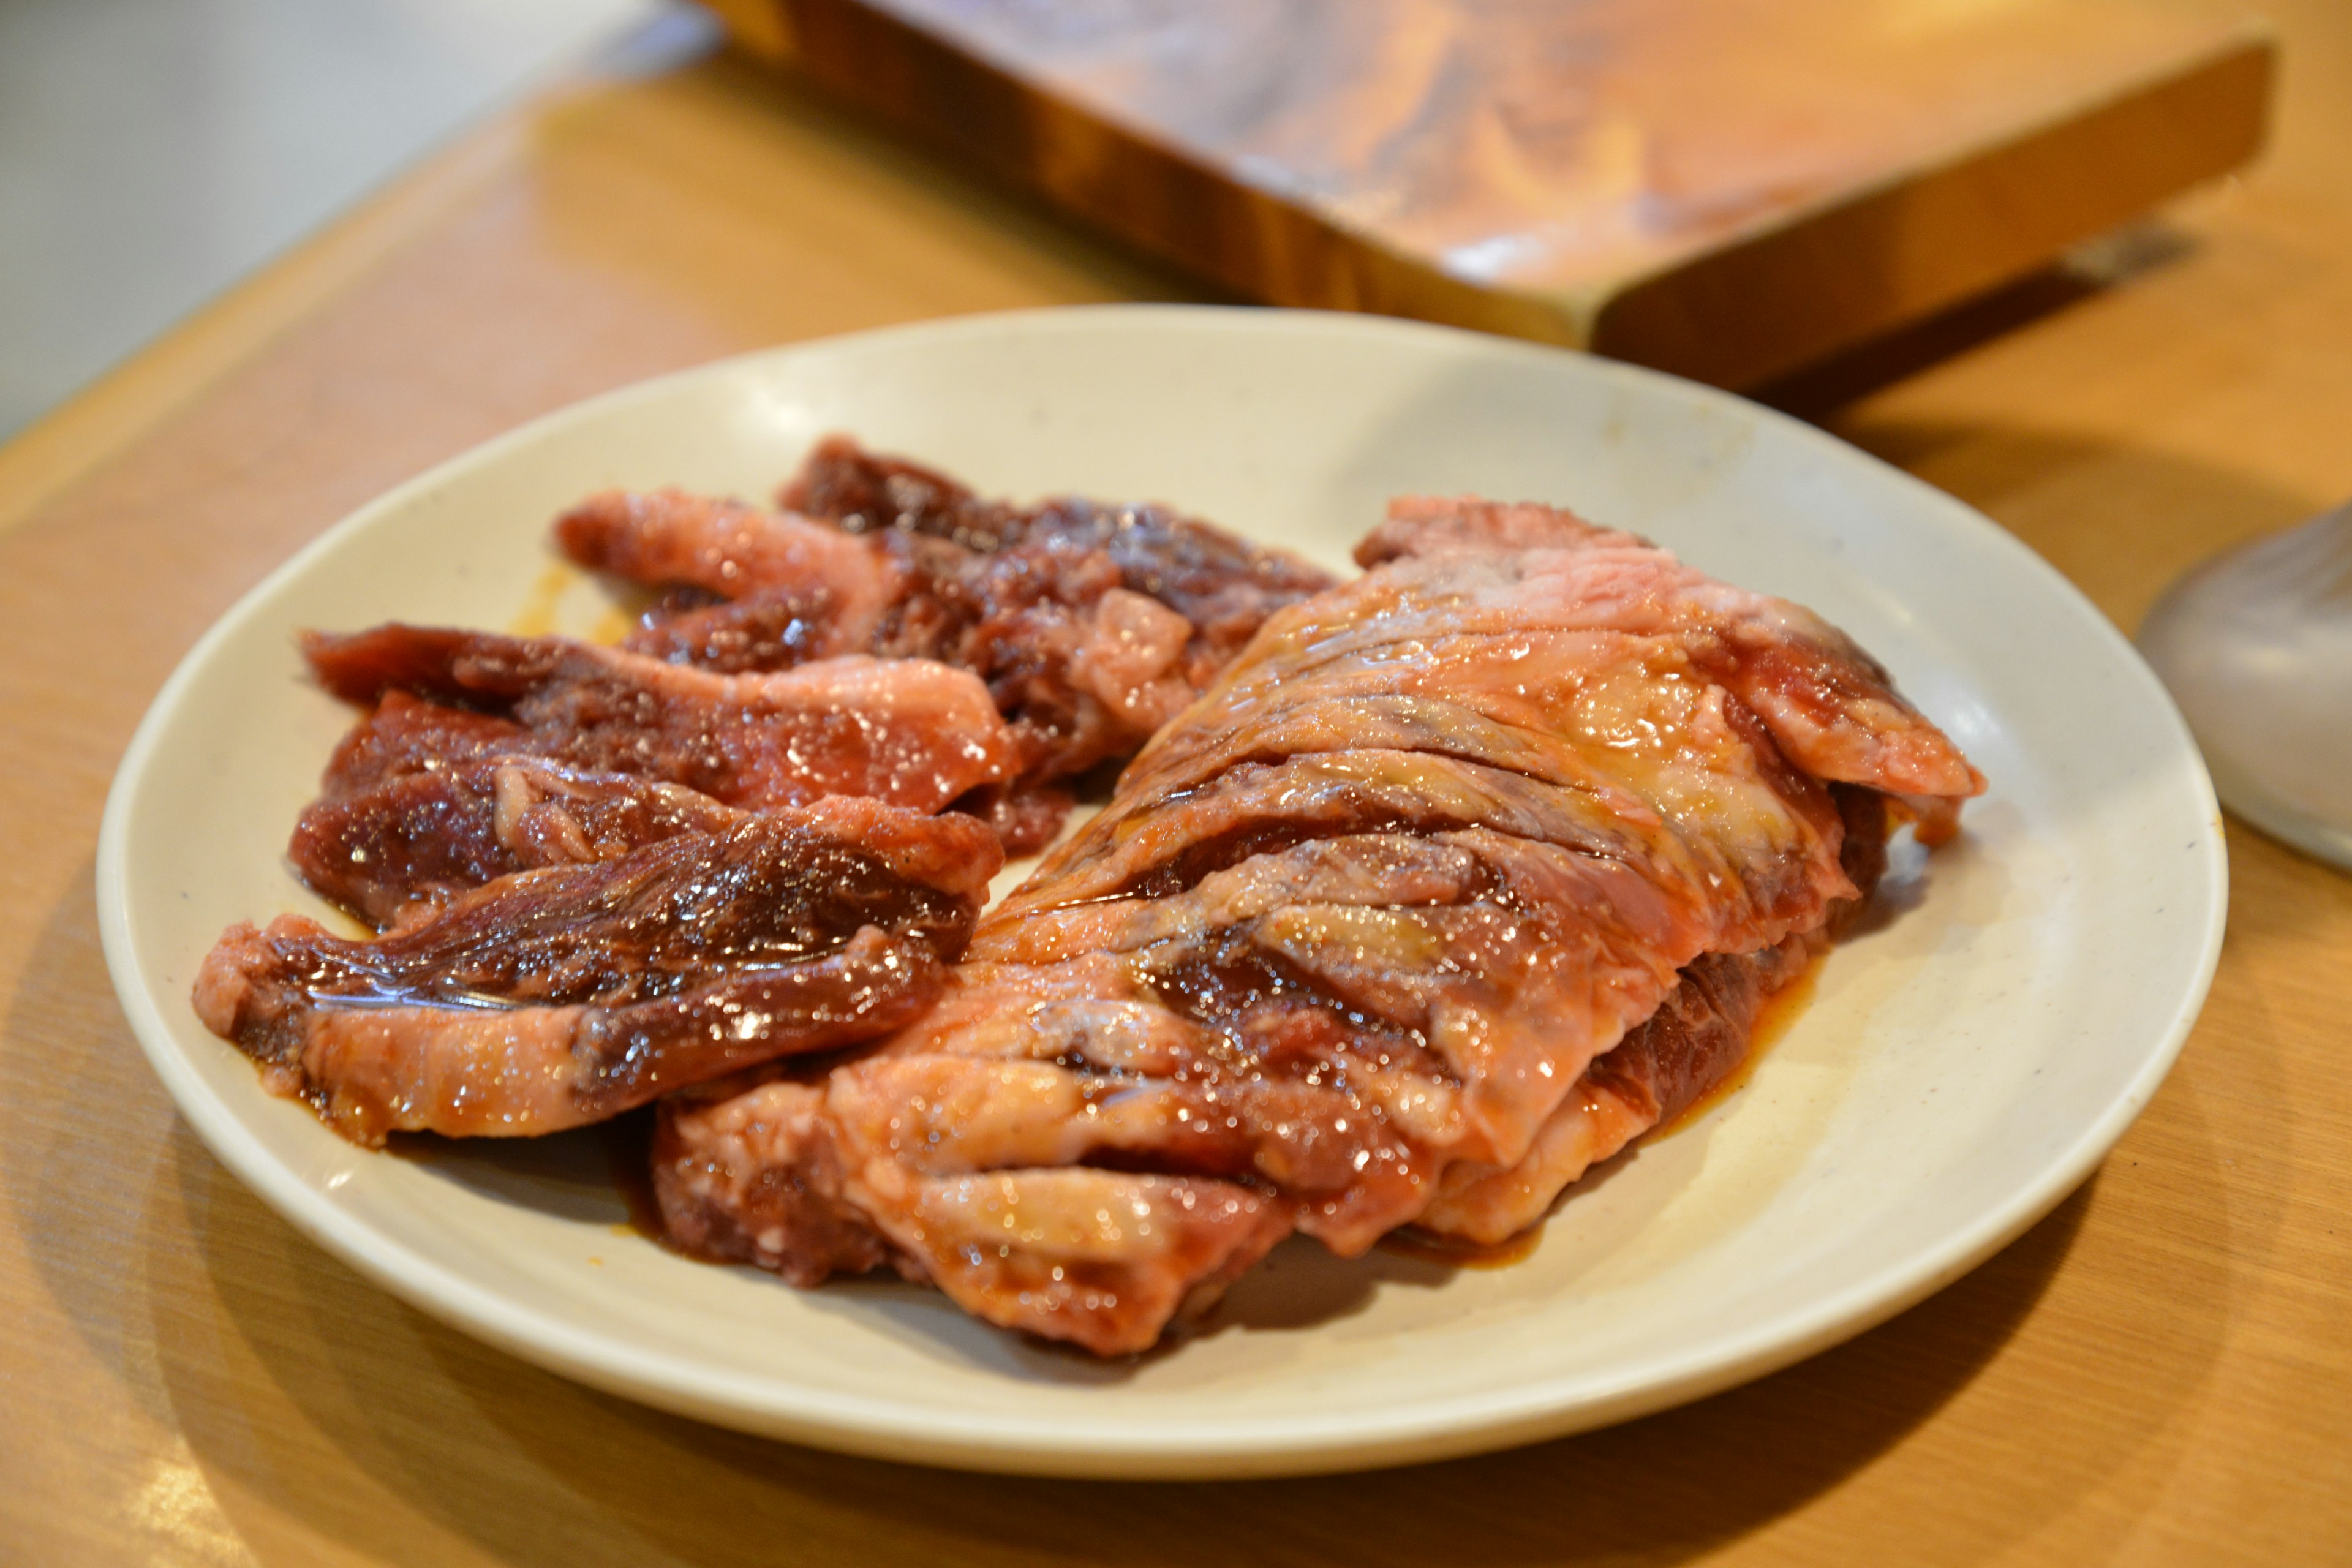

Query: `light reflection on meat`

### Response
(292, 758, 750, 929)
(189, 453, 1983, 1362)
(555, 437, 1336, 851)
(195, 805, 1001, 1144)
(304, 625, 1020, 816)
(654, 496, 1981, 1355)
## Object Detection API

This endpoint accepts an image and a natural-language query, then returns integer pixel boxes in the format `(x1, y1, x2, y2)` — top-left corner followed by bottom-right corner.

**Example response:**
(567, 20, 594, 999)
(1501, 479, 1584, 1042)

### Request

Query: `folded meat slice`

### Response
(194, 806, 1001, 1145)
(652, 1072, 1289, 1354)
(1416, 936, 1817, 1245)
(654, 497, 1980, 1353)
(556, 440, 1335, 849)
(551, 488, 898, 652)
(1112, 505, 1983, 823)
(292, 758, 748, 929)
(783, 435, 1341, 665)
(1416, 786, 1886, 1245)
(303, 625, 1017, 814)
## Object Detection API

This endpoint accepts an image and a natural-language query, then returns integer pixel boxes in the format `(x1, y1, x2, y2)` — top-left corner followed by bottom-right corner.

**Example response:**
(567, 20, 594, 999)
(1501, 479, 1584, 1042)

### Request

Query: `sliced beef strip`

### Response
(557, 493, 1179, 848)
(653, 1070, 1292, 1356)
(303, 625, 1019, 815)
(318, 689, 530, 801)
(195, 807, 1000, 1145)
(557, 439, 1335, 851)
(291, 757, 748, 929)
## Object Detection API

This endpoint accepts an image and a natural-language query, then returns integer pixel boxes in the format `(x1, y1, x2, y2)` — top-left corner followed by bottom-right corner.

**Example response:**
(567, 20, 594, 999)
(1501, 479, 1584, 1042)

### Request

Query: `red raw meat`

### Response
(194, 804, 1000, 1145)
(654, 499, 1980, 1353)
(304, 624, 1019, 815)
(556, 439, 1335, 850)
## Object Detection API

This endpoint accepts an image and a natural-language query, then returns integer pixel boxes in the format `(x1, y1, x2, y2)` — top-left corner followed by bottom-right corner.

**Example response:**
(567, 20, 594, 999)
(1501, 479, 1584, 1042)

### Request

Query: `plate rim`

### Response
(96, 303, 2228, 1478)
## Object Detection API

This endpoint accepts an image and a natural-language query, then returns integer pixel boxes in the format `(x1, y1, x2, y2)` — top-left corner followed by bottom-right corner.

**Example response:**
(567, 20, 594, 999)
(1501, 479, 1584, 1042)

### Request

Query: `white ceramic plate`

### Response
(99, 306, 2225, 1479)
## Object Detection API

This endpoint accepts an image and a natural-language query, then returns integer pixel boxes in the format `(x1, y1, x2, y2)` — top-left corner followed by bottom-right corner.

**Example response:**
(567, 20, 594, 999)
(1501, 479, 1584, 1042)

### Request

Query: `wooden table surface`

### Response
(4, 7, 2348, 1563)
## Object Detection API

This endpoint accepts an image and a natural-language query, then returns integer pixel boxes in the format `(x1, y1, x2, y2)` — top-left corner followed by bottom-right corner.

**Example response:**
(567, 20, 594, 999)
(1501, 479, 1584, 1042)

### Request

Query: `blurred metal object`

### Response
(2139, 500, 2352, 869)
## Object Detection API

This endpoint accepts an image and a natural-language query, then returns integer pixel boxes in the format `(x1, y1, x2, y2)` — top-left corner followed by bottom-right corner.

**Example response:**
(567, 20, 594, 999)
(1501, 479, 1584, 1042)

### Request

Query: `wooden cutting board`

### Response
(696, 0, 2272, 388)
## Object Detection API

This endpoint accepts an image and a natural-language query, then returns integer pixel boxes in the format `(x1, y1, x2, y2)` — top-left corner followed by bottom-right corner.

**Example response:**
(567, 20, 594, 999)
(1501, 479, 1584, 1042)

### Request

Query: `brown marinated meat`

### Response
(654, 497, 1980, 1354)
(195, 804, 1001, 1145)
(304, 624, 1019, 815)
(556, 438, 1336, 850)
(292, 758, 748, 929)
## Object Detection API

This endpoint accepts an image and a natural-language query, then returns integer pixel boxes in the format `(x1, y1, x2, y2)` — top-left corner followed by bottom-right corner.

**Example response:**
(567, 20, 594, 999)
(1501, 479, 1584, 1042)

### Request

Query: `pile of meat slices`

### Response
(194, 439, 1984, 1357)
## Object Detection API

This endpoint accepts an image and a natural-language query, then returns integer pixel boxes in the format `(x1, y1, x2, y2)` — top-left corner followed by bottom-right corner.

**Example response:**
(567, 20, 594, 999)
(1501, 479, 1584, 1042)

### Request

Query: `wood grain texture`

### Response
(699, 0, 2274, 386)
(4, 4, 2352, 1562)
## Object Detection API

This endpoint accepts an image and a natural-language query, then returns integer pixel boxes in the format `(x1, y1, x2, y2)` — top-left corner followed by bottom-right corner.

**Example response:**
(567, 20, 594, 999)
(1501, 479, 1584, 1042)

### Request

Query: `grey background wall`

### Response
(0, 0, 672, 440)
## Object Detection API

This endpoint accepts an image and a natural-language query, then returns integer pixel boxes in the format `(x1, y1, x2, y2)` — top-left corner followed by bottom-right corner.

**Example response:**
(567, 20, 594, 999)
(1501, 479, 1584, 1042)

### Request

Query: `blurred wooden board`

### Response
(699, 0, 2274, 386)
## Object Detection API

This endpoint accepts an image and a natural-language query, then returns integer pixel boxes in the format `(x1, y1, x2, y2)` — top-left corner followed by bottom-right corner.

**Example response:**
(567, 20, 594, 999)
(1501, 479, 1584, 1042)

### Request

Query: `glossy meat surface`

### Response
(557, 439, 1335, 848)
(655, 500, 1980, 1352)
(292, 758, 748, 929)
(304, 625, 1019, 814)
(194, 806, 1000, 1144)
(1417, 821, 1871, 1248)
(654, 1070, 1290, 1354)
(784, 435, 1337, 664)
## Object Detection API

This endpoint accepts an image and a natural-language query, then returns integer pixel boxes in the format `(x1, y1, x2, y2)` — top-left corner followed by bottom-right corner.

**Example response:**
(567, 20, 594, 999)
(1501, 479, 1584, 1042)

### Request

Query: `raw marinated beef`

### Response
(195, 802, 1001, 1145)
(304, 625, 1019, 815)
(783, 435, 1338, 667)
(1418, 785, 1886, 1245)
(555, 439, 1335, 850)
(654, 497, 1981, 1353)
(292, 758, 747, 929)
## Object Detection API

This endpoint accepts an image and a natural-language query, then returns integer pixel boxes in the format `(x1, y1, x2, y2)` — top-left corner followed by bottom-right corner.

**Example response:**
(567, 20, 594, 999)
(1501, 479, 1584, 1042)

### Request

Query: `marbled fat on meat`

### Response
(557, 439, 1336, 850)
(194, 805, 1002, 1145)
(291, 758, 749, 929)
(303, 625, 1020, 815)
(656, 497, 1980, 1354)
(785, 436, 1339, 661)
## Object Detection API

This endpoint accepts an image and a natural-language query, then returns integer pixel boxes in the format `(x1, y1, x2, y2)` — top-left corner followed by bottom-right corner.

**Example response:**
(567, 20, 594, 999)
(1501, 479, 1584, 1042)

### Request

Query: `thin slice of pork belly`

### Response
(302, 625, 1018, 813)
(194, 807, 999, 1144)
